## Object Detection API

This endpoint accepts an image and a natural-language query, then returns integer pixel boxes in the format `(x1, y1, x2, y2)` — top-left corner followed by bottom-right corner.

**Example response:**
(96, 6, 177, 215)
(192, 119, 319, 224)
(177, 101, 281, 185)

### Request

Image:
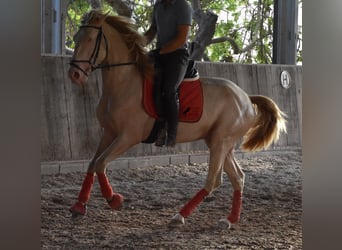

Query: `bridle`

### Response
(69, 25, 137, 77)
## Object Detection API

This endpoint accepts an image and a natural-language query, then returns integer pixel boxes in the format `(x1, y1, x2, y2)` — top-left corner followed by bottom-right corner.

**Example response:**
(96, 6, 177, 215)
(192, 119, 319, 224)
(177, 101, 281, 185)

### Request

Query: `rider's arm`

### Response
(159, 24, 190, 54)
(144, 22, 157, 46)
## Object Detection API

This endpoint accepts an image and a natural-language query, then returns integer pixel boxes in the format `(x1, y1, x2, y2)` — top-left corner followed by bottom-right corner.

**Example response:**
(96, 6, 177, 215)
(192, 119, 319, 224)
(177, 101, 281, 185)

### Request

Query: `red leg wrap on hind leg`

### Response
(227, 190, 242, 224)
(78, 173, 95, 204)
(97, 173, 114, 200)
(179, 188, 209, 218)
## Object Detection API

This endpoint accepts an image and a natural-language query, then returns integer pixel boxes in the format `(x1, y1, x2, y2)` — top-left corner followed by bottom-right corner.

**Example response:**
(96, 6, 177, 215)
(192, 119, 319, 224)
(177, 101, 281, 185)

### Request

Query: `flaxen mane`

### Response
(82, 10, 154, 79)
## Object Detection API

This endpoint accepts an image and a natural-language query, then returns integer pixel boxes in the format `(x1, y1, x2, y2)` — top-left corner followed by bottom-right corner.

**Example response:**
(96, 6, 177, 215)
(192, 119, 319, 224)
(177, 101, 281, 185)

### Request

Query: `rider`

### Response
(144, 0, 192, 147)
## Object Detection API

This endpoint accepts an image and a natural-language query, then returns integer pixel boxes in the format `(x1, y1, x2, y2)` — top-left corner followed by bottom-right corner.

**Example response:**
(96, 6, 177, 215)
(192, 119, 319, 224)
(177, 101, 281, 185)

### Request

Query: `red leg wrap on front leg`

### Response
(70, 173, 94, 215)
(97, 173, 114, 200)
(108, 193, 124, 210)
(70, 201, 87, 215)
(78, 173, 95, 204)
(227, 190, 242, 224)
(97, 173, 124, 210)
(179, 188, 209, 218)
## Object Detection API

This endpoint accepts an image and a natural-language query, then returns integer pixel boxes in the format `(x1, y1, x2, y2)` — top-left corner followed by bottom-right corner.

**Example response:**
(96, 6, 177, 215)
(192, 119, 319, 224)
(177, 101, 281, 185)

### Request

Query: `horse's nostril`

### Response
(73, 71, 80, 79)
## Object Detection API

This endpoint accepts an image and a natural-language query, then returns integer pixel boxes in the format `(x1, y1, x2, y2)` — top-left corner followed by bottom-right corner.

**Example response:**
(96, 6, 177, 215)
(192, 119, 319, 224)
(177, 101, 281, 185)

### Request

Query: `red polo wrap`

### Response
(179, 188, 209, 218)
(97, 173, 114, 199)
(227, 190, 243, 223)
(78, 173, 95, 204)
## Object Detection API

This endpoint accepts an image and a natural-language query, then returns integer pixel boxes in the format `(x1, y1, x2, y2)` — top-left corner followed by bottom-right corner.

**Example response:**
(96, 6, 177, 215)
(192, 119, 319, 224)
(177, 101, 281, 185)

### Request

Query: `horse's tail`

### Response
(241, 95, 287, 152)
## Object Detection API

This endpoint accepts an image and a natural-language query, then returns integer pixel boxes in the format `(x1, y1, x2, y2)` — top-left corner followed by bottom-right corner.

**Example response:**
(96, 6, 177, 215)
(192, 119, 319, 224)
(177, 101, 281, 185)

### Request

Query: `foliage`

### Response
(65, 0, 154, 49)
(65, 0, 113, 49)
(202, 0, 275, 63)
(64, 0, 302, 64)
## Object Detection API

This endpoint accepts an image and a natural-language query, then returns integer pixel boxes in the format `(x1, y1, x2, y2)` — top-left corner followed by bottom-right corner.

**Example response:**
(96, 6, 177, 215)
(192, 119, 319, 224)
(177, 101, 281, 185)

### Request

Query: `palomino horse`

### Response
(68, 10, 286, 229)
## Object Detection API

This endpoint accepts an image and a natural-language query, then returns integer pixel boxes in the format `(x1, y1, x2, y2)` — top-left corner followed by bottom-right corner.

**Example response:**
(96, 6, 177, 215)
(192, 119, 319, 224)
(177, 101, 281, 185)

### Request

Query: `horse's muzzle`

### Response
(68, 64, 89, 85)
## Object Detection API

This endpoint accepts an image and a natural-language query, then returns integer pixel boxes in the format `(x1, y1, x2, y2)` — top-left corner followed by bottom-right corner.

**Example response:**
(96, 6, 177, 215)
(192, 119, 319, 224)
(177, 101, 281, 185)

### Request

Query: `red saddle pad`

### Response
(143, 78, 203, 122)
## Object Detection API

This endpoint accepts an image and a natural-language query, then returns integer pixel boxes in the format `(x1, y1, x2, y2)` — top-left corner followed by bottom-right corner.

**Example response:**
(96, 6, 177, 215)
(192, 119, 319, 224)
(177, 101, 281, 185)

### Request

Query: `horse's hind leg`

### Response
(220, 150, 245, 228)
(169, 140, 227, 227)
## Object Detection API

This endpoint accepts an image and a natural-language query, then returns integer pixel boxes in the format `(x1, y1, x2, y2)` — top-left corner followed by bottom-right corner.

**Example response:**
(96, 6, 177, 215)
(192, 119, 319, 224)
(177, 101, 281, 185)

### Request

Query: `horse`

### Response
(67, 10, 286, 229)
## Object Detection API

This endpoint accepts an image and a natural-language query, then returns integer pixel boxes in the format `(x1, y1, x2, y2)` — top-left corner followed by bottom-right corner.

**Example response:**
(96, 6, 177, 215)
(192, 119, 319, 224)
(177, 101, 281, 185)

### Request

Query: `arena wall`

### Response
(41, 55, 302, 171)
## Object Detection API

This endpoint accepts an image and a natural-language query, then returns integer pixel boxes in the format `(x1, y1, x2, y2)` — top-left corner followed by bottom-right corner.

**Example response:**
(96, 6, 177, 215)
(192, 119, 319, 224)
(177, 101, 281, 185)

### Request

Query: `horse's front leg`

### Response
(70, 128, 116, 217)
(92, 133, 139, 211)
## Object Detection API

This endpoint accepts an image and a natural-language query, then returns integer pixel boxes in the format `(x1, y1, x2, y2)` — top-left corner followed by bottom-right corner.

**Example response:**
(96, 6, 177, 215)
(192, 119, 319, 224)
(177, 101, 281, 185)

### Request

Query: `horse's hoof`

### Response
(168, 213, 185, 228)
(108, 193, 124, 210)
(71, 211, 84, 220)
(70, 201, 87, 218)
(218, 218, 232, 229)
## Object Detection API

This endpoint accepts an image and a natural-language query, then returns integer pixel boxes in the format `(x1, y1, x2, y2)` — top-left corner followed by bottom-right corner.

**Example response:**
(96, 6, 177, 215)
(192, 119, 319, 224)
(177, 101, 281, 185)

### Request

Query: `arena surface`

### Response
(41, 150, 302, 249)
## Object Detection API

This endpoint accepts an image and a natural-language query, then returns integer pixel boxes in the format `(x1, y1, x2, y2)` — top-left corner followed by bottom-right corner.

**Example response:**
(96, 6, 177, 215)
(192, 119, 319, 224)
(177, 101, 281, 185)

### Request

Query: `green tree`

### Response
(64, 0, 302, 64)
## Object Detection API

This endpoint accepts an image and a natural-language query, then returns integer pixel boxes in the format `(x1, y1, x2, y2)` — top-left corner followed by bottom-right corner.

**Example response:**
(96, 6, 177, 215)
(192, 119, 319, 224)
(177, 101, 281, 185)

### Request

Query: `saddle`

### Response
(142, 60, 204, 144)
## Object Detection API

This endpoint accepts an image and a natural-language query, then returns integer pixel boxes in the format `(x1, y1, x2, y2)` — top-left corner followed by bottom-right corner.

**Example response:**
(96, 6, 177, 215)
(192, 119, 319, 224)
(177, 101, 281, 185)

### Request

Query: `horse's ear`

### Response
(93, 11, 108, 25)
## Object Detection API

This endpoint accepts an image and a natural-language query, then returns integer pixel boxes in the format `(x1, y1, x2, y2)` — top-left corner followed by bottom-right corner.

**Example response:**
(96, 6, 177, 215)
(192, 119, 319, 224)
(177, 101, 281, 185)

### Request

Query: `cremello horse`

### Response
(68, 10, 286, 229)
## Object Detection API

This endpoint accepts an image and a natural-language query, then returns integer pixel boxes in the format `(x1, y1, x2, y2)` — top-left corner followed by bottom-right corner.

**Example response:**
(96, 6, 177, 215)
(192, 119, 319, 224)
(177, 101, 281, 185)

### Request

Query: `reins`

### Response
(69, 25, 137, 77)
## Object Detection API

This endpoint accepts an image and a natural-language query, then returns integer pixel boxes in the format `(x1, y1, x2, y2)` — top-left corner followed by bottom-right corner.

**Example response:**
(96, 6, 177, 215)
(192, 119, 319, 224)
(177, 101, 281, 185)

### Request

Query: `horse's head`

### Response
(68, 11, 108, 85)
(68, 10, 154, 86)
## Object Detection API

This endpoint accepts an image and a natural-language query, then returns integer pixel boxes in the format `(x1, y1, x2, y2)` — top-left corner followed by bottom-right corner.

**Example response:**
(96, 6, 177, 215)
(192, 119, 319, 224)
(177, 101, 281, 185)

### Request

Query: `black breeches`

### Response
(154, 49, 189, 116)
(160, 49, 188, 97)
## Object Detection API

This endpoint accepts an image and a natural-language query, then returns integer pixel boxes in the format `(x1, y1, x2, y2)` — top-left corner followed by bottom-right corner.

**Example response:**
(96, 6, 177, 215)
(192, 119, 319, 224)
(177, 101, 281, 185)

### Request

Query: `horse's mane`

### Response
(82, 10, 154, 79)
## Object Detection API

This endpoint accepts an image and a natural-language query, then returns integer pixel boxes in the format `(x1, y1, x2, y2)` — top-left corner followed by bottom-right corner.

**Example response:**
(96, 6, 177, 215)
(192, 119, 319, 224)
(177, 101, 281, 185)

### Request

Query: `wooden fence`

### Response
(41, 55, 302, 162)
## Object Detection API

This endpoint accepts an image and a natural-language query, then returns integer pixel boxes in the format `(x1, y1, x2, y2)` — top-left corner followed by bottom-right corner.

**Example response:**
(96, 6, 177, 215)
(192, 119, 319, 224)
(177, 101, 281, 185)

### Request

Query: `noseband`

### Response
(69, 25, 137, 77)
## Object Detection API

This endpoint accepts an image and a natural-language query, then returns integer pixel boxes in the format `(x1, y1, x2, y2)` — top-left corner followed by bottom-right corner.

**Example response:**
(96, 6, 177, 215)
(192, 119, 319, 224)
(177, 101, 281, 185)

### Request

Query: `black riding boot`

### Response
(165, 97, 179, 147)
